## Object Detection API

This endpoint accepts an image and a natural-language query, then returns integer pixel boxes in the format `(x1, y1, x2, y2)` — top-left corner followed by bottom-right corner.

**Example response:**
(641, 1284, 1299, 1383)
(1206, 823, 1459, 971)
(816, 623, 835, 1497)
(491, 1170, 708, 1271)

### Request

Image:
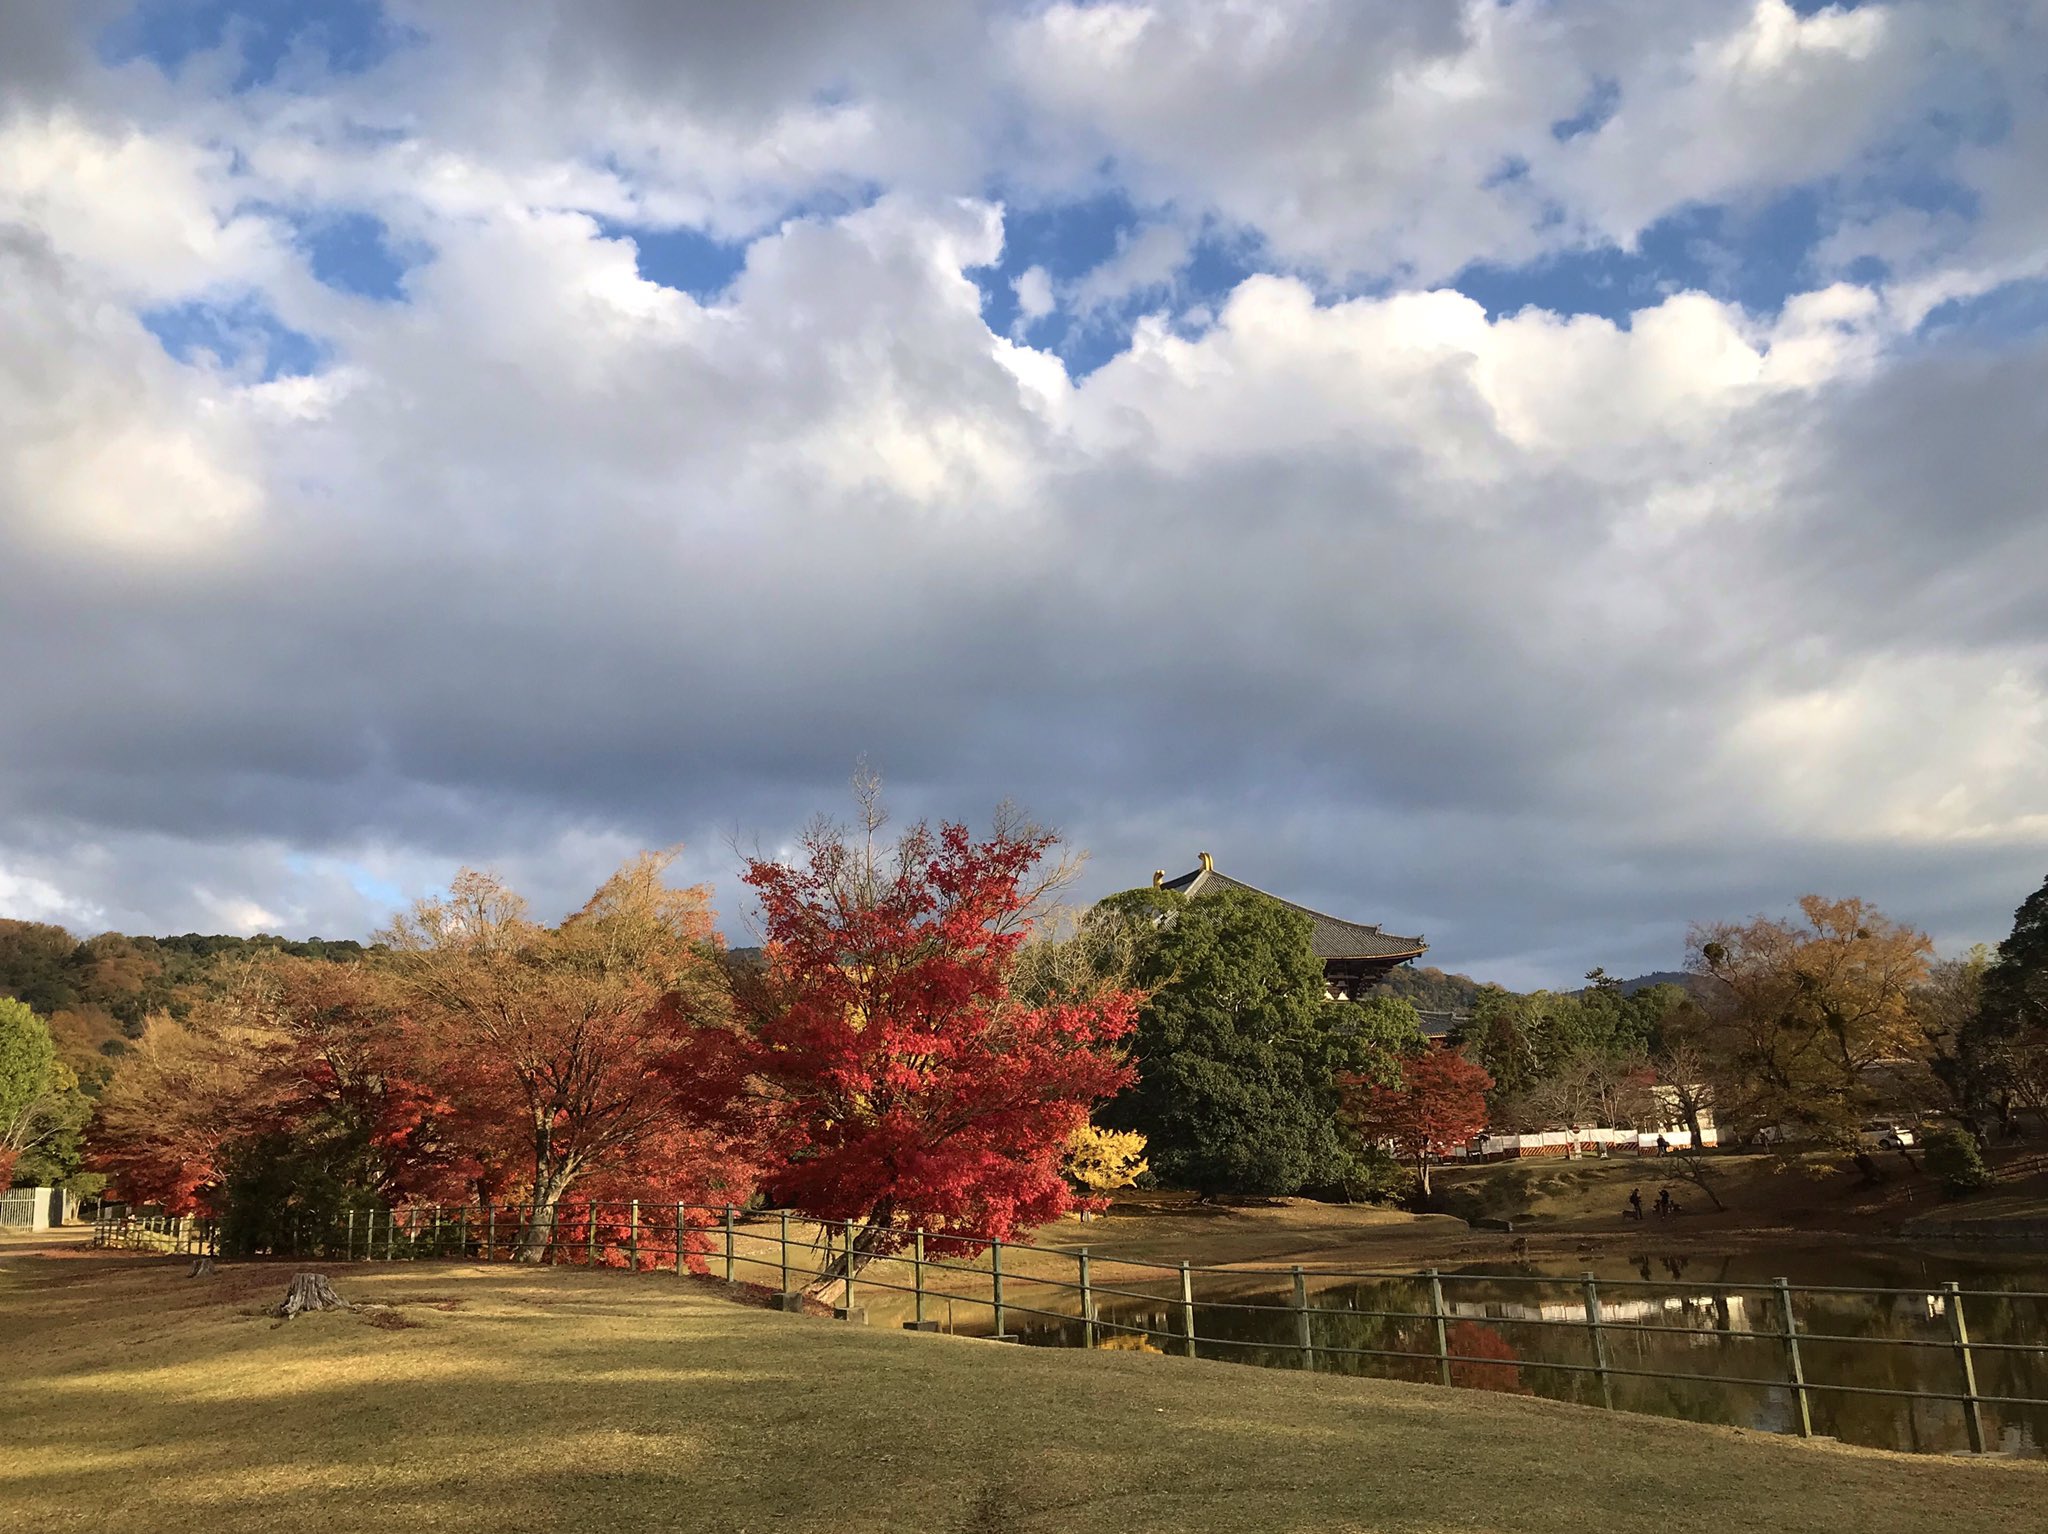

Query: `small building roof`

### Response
(1154, 853, 1427, 963)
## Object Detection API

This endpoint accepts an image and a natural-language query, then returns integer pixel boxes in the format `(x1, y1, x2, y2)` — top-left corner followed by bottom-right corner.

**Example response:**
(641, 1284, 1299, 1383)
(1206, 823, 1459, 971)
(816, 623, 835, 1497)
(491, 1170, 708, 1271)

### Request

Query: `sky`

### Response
(1, 0, 2044, 988)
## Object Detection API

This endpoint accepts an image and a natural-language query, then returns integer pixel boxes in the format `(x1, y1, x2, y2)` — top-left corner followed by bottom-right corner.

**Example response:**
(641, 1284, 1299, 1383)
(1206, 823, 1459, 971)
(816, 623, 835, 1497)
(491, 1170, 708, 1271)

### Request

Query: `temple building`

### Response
(1153, 852, 1427, 1000)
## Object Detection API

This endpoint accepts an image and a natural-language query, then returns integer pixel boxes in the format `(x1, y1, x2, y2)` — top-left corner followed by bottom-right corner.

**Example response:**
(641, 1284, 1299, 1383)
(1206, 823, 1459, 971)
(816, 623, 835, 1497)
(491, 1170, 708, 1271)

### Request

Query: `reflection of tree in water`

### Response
(1096, 1331, 1164, 1355)
(1007, 1259, 2044, 1458)
(1447, 1320, 1528, 1394)
(1790, 1282, 2047, 1454)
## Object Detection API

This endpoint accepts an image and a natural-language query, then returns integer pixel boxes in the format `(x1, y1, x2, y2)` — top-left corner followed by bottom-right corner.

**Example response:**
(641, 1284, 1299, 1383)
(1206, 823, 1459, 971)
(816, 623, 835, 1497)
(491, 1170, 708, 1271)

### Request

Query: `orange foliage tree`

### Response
(383, 853, 751, 1260)
(1341, 1045, 1492, 1196)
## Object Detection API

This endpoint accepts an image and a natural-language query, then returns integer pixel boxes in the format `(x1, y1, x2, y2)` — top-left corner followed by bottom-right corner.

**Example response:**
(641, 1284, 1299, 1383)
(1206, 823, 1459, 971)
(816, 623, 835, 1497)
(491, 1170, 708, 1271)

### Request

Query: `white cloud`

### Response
(0, 111, 284, 300)
(1070, 222, 1192, 313)
(0, 231, 265, 560)
(1013, 264, 1055, 321)
(0, 1, 2042, 982)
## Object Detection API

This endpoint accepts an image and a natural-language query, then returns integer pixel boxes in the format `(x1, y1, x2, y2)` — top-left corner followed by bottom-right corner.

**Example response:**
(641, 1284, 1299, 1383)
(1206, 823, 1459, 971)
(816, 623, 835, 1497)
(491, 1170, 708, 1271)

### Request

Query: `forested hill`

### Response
(1379, 964, 1700, 1012)
(0, 918, 370, 1080)
(1377, 964, 1487, 1012)
(1610, 970, 1694, 996)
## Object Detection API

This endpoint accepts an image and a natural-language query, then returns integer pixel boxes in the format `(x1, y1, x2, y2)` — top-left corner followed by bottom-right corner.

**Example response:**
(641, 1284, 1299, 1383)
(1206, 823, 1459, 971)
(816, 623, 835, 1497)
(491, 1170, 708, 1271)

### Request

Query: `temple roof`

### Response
(1155, 854, 1427, 963)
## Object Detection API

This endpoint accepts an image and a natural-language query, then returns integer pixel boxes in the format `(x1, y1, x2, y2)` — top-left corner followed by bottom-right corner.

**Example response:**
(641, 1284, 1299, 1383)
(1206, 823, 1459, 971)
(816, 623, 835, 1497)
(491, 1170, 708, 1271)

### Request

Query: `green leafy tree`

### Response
(2, 998, 89, 1187)
(1964, 876, 2048, 1134)
(1332, 993, 1430, 1083)
(1979, 875, 2048, 1035)
(0, 923, 82, 1018)
(1103, 886, 1375, 1197)
(1457, 987, 1552, 1103)
(1922, 1127, 1991, 1196)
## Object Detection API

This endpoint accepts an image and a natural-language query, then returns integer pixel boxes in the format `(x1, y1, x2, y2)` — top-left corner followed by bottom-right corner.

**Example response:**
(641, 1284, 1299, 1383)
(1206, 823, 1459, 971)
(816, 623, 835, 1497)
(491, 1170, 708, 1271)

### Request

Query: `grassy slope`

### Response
(2, 1244, 2038, 1534)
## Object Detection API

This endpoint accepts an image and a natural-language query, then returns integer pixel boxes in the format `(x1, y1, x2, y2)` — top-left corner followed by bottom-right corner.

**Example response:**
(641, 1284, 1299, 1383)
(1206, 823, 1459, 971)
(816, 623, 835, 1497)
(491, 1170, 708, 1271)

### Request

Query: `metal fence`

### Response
(92, 1202, 2048, 1457)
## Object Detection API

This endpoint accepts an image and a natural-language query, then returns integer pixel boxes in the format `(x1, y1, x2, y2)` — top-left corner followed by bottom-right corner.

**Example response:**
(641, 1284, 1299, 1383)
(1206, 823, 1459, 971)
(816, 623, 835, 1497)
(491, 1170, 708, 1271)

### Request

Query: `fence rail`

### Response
(92, 1202, 2047, 1457)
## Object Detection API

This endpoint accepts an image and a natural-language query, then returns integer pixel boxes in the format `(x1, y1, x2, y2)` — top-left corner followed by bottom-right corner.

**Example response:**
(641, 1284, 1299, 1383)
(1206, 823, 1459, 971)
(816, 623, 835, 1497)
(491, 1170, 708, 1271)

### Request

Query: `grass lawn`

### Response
(2, 1241, 2040, 1533)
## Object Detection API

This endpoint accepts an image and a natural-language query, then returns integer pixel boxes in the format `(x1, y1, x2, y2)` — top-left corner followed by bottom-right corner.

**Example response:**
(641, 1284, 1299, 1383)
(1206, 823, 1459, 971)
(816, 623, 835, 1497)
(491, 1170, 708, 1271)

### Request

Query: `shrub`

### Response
(1922, 1127, 1991, 1196)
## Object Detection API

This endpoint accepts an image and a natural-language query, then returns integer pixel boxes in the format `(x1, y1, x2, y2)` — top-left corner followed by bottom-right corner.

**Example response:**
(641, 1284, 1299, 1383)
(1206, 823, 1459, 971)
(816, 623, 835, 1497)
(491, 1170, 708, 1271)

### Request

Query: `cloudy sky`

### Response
(1, 0, 2044, 985)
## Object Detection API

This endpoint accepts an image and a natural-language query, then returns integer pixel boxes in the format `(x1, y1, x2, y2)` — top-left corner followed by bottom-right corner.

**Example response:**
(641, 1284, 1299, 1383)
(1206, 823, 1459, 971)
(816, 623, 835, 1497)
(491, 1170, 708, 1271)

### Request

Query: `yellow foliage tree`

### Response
(1062, 1124, 1148, 1194)
(1688, 895, 1933, 1152)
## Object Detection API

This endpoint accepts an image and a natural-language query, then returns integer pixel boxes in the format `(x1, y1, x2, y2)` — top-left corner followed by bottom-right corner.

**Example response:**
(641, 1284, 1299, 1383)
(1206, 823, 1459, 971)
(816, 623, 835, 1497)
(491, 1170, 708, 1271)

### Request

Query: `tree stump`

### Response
(275, 1271, 354, 1318)
(188, 1257, 217, 1278)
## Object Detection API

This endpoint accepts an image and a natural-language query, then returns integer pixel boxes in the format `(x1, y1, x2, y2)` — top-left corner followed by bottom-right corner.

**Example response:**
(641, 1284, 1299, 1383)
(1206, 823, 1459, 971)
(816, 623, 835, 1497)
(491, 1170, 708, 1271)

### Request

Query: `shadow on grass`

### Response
(0, 1250, 2038, 1534)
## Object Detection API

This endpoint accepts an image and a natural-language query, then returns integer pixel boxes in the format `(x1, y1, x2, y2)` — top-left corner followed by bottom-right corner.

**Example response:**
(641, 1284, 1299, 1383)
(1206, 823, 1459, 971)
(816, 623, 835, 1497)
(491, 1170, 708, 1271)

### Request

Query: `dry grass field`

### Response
(2, 1237, 2040, 1534)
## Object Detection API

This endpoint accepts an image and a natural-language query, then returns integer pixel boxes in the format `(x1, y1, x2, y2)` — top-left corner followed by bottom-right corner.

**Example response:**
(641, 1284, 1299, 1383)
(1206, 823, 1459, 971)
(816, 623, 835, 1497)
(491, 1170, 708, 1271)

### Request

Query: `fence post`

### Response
(724, 1204, 736, 1283)
(1078, 1248, 1094, 1348)
(1943, 1282, 1987, 1453)
(1293, 1266, 1314, 1370)
(674, 1203, 685, 1277)
(588, 1204, 599, 1268)
(779, 1210, 791, 1294)
(1774, 1277, 1813, 1438)
(1582, 1272, 1615, 1410)
(915, 1230, 928, 1327)
(486, 1206, 495, 1264)
(1426, 1269, 1452, 1388)
(346, 1208, 356, 1262)
(991, 1239, 1008, 1338)
(386, 1206, 397, 1262)
(1179, 1260, 1198, 1359)
(628, 1200, 640, 1270)
(842, 1222, 858, 1316)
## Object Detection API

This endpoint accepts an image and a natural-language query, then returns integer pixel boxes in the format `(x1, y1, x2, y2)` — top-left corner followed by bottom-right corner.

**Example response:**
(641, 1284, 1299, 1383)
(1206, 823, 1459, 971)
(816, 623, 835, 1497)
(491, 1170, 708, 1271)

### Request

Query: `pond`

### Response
(977, 1244, 2048, 1458)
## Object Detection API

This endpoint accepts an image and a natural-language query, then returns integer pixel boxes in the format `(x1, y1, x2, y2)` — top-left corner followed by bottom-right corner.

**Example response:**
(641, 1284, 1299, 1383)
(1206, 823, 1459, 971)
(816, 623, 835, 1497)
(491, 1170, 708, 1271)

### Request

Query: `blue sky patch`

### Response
(1453, 189, 1827, 322)
(100, 0, 409, 90)
(972, 192, 1265, 375)
(1551, 79, 1620, 142)
(143, 297, 328, 380)
(1916, 275, 2048, 351)
(595, 219, 749, 301)
(298, 211, 414, 301)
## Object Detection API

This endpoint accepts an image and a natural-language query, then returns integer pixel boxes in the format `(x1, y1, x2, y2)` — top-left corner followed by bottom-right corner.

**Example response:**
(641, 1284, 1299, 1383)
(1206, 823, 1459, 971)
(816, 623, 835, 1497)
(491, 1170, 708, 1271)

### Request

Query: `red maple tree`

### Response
(738, 797, 1137, 1291)
(1343, 1044, 1492, 1196)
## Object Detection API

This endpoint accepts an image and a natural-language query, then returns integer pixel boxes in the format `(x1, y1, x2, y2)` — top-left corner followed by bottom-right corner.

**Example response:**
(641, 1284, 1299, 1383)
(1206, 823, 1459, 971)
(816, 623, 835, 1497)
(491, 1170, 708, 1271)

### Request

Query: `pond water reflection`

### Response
(985, 1245, 2048, 1457)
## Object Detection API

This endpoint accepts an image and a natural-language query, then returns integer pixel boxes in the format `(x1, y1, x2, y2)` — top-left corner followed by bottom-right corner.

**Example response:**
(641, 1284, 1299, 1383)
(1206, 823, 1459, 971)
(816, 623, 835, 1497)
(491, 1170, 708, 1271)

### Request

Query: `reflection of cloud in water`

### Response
(1446, 1290, 1763, 1336)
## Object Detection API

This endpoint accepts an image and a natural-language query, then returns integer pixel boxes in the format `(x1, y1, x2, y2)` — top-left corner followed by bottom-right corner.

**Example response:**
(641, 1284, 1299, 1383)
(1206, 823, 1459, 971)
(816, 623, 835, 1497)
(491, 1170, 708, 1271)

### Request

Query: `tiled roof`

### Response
(1156, 860, 1427, 962)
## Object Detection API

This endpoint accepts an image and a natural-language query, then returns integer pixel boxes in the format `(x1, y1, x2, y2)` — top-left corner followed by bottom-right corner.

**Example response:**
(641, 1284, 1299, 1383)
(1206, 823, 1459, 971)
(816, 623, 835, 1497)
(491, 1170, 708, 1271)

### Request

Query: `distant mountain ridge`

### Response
(1379, 964, 1700, 1012)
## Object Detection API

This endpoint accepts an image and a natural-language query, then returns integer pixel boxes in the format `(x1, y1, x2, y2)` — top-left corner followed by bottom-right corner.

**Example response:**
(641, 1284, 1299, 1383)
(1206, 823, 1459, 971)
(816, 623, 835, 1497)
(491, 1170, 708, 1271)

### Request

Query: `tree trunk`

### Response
(802, 1199, 897, 1304)
(275, 1271, 353, 1318)
(1681, 1099, 1705, 1150)
(1417, 1156, 1432, 1198)
(517, 1168, 578, 1263)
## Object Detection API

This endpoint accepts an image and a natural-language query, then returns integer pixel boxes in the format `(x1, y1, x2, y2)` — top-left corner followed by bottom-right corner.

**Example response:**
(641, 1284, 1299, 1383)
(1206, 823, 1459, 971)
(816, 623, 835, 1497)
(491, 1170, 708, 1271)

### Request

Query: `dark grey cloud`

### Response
(0, 3, 2043, 981)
